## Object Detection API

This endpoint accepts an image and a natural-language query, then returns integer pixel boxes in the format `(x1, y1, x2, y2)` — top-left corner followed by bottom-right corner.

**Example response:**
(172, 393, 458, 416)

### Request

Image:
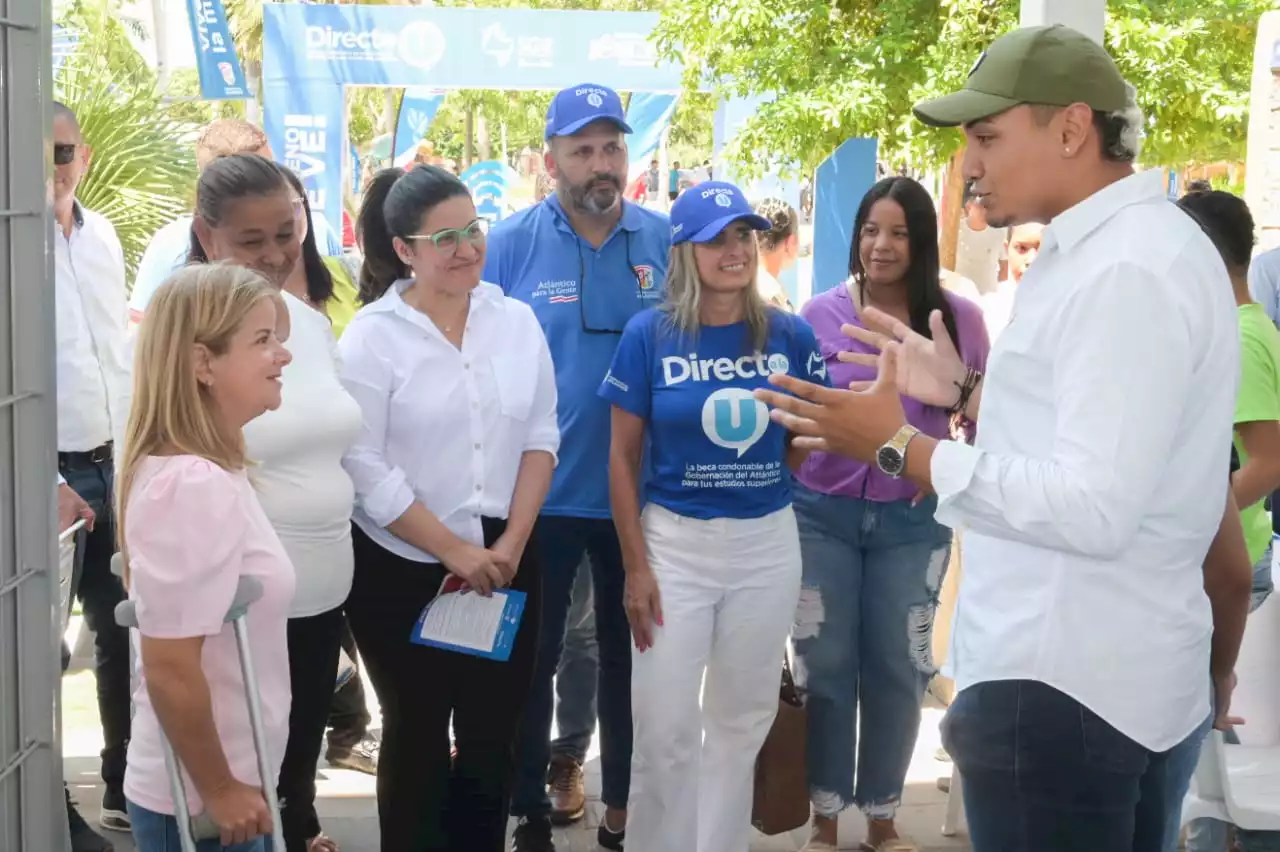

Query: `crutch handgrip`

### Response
(191, 813, 221, 841)
(113, 576, 264, 630)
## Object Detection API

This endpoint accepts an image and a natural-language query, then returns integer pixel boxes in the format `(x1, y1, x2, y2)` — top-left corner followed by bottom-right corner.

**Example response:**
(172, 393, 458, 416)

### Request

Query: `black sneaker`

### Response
(66, 788, 114, 852)
(598, 821, 625, 851)
(511, 815, 556, 852)
(99, 786, 130, 832)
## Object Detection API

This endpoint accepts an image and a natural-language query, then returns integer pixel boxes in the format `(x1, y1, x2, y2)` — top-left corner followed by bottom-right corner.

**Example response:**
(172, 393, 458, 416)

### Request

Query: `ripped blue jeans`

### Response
(790, 482, 952, 821)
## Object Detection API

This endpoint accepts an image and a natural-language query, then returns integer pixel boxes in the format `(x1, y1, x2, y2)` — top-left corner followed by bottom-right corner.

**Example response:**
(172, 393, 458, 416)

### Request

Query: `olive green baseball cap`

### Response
(913, 24, 1127, 128)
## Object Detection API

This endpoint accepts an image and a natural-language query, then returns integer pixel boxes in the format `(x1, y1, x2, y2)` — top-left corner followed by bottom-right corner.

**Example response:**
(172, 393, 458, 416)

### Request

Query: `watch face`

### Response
(877, 445, 905, 477)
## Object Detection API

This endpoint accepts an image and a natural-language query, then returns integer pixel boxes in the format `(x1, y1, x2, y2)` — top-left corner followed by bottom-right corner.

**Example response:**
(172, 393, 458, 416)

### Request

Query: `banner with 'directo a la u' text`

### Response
(185, 0, 250, 101)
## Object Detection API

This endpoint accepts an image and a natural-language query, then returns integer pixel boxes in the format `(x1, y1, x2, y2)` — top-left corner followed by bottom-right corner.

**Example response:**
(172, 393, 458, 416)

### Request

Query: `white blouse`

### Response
(243, 291, 362, 618)
(338, 280, 560, 563)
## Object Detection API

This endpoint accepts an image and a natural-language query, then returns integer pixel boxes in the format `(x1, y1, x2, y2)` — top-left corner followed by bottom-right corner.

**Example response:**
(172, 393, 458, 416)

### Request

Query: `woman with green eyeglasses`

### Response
(339, 167, 558, 851)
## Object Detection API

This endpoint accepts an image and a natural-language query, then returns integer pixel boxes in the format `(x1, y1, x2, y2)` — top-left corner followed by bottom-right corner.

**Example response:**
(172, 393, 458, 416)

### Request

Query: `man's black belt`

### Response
(58, 441, 113, 467)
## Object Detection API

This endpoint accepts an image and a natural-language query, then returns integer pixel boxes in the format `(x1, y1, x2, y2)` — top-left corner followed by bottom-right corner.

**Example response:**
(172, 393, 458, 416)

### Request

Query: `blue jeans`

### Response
(551, 557, 598, 762)
(943, 679, 1210, 852)
(127, 800, 274, 852)
(790, 484, 951, 820)
(512, 516, 631, 815)
(61, 454, 131, 792)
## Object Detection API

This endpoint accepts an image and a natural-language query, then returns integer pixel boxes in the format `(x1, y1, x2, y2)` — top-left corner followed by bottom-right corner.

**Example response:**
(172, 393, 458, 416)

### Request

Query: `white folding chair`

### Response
(1181, 729, 1280, 832)
(942, 765, 964, 837)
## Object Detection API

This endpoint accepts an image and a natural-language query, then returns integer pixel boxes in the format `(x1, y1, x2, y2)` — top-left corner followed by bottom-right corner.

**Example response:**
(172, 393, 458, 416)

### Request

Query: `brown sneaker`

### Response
(546, 753, 586, 826)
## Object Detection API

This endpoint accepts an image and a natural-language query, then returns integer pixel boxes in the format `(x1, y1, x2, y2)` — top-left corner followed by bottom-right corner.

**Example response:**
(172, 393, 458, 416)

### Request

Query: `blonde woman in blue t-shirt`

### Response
(601, 182, 828, 852)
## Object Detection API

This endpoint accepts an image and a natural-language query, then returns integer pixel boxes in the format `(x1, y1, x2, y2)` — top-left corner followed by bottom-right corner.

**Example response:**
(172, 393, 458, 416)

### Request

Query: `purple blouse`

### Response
(796, 284, 990, 503)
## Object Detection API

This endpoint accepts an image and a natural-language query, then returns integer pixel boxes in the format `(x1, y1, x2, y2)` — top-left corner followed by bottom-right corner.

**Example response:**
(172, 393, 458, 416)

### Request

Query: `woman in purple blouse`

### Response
(792, 177, 989, 852)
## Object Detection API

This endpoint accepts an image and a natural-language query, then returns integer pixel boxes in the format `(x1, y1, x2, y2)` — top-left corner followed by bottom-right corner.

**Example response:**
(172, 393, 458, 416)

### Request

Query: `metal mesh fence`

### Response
(0, 0, 67, 847)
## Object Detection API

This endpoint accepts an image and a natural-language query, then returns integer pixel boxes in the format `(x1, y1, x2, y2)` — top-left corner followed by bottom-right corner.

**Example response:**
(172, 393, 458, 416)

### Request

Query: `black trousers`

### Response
(346, 520, 541, 852)
(326, 616, 372, 751)
(60, 452, 131, 793)
(278, 604, 345, 851)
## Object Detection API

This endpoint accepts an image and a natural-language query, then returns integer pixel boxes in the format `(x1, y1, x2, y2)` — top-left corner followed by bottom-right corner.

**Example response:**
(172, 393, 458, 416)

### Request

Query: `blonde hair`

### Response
(660, 241, 771, 351)
(116, 263, 278, 578)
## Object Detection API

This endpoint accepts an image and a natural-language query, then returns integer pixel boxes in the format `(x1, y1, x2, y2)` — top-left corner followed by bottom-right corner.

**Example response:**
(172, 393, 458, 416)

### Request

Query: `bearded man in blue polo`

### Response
(483, 82, 670, 852)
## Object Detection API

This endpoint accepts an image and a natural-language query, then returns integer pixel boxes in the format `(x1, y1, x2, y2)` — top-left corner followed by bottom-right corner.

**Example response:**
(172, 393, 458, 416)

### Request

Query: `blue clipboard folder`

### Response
(410, 581, 527, 662)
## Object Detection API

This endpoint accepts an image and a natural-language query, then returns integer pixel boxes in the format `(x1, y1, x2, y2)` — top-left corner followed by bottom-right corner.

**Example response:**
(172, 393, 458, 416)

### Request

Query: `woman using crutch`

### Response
(117, 263, 296, 852)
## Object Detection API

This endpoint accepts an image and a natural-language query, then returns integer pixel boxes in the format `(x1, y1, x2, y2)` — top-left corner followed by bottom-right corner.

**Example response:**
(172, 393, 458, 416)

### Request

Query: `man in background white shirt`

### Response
(52, 101, 132, 852)
(1249, 245, 1280, 326)
(757, 26, 1253, 852)
(980, 221, 1043, 340)
(954, 188, 1008, 295)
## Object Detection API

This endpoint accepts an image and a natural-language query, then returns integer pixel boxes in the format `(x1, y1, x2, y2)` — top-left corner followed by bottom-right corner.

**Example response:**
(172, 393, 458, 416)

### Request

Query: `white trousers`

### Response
(626, 503, 803, 852)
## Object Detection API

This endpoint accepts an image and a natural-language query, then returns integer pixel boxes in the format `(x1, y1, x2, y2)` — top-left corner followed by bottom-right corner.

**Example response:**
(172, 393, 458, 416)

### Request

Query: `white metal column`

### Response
(1020, 0, 1106, 43)
(0, 0, 65, 847)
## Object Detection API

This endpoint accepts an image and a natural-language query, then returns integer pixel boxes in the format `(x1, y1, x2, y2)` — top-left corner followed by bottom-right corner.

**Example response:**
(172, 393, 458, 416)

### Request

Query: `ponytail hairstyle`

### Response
(188, 154, 291, 264)
(356, 165, 472, 304)
(280, 165, 335, 306)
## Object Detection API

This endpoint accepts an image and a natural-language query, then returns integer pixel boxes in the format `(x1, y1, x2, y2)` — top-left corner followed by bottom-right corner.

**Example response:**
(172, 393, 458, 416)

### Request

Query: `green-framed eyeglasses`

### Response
(403, 218, 490, 255)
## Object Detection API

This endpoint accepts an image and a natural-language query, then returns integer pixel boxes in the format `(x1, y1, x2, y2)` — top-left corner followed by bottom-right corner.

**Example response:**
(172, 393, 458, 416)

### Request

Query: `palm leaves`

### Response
(55, 3, 199, 285)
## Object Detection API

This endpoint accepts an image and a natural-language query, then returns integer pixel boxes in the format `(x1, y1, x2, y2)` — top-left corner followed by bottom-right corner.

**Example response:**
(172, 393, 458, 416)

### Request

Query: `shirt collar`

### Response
(542, 191, 643, 238)
(369, 278, 504, 318)
(1045, 169, 1164, 254)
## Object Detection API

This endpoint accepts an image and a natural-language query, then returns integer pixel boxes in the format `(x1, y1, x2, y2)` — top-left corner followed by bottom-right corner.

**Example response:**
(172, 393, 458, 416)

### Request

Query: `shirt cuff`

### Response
(57, 471, 66, 487)
(361, 468, 417, 528)
(930, 439, 982, 528)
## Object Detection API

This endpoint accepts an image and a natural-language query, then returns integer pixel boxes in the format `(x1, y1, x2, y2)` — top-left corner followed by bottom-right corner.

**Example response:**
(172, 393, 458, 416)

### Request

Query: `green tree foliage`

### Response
(55, 3, 199, 280)
(655, 0, 1270, 177)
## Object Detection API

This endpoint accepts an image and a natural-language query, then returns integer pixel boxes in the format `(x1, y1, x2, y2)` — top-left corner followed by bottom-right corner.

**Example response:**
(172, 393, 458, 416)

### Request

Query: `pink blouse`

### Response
(123, 455, 295, 816)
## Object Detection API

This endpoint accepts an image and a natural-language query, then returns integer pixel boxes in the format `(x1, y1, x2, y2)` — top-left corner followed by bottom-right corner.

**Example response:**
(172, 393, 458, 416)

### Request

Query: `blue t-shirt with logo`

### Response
(483, 195, 671, 518)
(599, 308, 828, 521)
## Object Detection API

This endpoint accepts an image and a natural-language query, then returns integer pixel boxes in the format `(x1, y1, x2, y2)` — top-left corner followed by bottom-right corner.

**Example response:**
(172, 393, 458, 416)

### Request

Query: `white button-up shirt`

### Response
(932, 169, 1239, 752)
(54, 203, 130, 452)
(338, 280, 560, 563)
(1247, 246, 1280, 327)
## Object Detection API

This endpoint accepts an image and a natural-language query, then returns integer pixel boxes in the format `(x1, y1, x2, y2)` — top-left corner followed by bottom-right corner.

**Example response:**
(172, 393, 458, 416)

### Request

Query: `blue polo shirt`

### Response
(484, 195, 670, 518)
(599, 309, 826, 521)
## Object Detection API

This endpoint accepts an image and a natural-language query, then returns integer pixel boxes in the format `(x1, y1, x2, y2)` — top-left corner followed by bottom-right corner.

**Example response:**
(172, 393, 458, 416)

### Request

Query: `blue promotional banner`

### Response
(625, 92, 679, 182)
(185, 0, 249, 100)
(263, 4, 683, 92)
(460, 160, 523, 223)
(263, 2, 688, 241)
(393, 88, 447, 167)
(813, 138, 878, 297)
(263, 81, 346, 226)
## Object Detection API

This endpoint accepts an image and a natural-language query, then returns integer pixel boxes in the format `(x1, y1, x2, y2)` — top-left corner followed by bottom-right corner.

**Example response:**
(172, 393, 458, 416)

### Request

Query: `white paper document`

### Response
(417, 590, 511, 653)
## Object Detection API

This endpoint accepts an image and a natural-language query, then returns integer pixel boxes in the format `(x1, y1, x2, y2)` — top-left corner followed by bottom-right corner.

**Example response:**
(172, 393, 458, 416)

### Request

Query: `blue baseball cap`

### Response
(670, 181, 771, 245)
(545, 84, 633, 140)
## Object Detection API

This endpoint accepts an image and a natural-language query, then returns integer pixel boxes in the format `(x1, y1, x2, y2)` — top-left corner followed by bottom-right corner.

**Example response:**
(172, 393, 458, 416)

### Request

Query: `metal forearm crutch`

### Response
(111, 555, 285, 852)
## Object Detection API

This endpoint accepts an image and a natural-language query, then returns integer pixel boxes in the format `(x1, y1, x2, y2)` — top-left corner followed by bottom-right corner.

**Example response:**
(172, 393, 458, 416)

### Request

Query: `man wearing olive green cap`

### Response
(751, 25, 1251, 852)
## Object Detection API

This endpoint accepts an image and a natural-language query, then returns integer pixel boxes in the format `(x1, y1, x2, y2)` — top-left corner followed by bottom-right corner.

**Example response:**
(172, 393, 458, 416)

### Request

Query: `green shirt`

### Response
(322, 256, 360, 340)
(1233, 302, 1280, 564)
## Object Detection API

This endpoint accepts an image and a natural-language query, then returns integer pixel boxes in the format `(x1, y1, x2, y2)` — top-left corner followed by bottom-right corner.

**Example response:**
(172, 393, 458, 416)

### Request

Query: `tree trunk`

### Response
(477, 111, 491, 162)
(244, 59, 262, 125)
(380, 89, 398, 136)
(938, 148, 966, 272)
(151, 0, 170, 91)
(464, 108, 475, 169)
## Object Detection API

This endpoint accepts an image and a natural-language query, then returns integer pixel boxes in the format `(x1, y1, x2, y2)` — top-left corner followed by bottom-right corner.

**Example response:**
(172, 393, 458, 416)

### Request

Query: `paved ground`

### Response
(63, 612, 971, 852)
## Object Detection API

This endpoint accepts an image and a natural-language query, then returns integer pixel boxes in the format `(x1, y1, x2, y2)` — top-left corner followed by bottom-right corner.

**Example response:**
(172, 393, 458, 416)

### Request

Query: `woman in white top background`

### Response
(340, 166, 558, 851)
(188, 153, 363, 852)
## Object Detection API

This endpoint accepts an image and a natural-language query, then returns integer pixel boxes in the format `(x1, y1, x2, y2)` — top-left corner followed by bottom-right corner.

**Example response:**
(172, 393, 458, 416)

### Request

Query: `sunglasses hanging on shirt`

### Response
(577, 231, 643, 335)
